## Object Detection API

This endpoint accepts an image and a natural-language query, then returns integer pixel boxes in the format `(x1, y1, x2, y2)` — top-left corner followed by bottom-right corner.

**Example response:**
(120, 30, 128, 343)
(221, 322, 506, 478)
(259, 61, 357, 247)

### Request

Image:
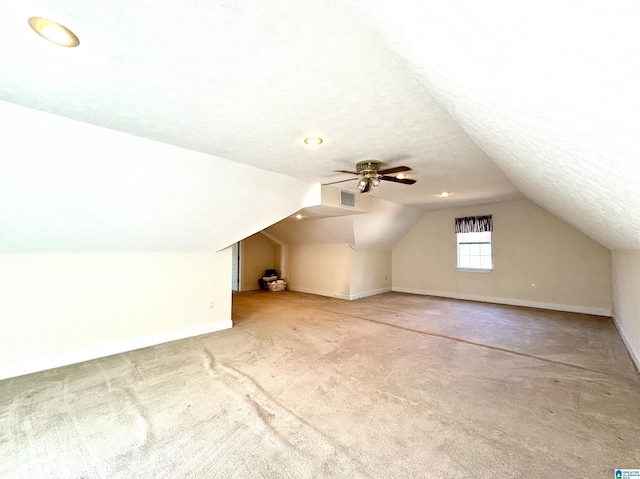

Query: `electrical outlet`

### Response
(531, 283, 536, 289)
(208, 300, 214, 309)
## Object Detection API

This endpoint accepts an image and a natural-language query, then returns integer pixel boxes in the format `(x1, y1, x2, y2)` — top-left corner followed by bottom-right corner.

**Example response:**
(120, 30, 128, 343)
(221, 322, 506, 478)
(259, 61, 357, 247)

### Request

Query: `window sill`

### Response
(457, 268, 493, 273)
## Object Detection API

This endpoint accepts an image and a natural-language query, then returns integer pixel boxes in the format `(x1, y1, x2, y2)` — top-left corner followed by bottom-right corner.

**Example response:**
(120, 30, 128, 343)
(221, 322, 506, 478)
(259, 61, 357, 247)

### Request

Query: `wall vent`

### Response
(340, 190, 356, 208)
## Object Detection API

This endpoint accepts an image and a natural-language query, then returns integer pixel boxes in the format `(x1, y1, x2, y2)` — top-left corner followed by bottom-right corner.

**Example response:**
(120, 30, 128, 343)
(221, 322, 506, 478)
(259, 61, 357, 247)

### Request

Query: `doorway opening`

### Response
(231, 242, 240, 292)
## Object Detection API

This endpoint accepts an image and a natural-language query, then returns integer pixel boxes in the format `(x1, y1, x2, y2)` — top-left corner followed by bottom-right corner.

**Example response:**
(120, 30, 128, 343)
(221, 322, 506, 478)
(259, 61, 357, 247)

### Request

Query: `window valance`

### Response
(454, 215, 493, 234)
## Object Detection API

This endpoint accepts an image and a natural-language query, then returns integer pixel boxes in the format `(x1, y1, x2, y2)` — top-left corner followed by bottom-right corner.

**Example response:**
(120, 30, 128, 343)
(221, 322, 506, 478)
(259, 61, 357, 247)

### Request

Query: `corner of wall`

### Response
(610, 249, 640, 374)
(611, 314, 640, 375)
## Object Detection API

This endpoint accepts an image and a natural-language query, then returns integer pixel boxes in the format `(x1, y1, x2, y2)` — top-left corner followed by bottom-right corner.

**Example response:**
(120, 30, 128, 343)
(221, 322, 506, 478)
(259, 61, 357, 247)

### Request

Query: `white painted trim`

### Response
(349, 287, 393, 300)
(287, 286, 350, 300)
(287, 286, 392, 301)
(392, 287, 611, 317)
(0, 320, 233, 381)
(611, 314, 640, 374)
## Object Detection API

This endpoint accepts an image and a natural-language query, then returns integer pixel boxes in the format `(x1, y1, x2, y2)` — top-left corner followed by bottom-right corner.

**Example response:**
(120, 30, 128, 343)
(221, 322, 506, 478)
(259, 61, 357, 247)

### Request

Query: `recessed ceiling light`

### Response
(437, 192, 451, 198)
(28, 17, 80, 48)
(396, 173, 407, 180)
(303, 137, 323, 146)
(295, 214, 303, 219)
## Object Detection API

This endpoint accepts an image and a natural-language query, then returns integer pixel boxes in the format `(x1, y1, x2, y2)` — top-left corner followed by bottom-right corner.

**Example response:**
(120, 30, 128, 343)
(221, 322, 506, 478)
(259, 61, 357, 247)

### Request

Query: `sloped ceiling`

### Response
(264, 186, 425, 250)
(0, 101, 320, 252)
(1, 1, 638, 250)
(349, 0, 640, 249)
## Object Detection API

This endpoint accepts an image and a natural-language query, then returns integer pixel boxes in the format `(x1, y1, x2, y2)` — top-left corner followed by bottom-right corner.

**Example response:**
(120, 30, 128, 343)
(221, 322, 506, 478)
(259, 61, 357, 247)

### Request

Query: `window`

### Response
(454, 214, 493, 271)
(457, 231, 492, 271)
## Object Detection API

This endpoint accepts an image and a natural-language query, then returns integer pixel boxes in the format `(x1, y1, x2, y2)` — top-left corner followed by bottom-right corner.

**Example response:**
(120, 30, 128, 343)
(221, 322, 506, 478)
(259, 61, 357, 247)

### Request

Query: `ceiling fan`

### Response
(325, 159, 417, 193)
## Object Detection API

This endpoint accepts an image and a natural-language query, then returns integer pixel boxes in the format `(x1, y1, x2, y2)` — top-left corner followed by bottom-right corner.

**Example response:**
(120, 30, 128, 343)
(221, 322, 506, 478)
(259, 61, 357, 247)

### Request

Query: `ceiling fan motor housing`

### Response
(356, 159, 381, 178)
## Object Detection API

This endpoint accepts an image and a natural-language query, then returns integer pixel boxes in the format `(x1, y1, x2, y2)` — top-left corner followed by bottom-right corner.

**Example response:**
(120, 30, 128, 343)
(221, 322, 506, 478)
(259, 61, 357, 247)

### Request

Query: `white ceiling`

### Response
(1, 0, 638, 249)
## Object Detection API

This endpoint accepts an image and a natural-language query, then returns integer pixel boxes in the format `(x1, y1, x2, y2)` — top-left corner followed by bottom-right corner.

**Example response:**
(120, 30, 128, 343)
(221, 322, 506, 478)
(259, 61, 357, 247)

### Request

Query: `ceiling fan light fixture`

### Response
(303, 137, 323, 146)
(355, 159, 382, 193)
(28, 17, 80, 47)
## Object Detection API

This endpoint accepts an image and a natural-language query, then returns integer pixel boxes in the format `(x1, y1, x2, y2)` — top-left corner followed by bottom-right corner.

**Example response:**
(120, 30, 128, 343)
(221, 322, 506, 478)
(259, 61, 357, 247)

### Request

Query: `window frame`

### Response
(456, 231, 493, 272)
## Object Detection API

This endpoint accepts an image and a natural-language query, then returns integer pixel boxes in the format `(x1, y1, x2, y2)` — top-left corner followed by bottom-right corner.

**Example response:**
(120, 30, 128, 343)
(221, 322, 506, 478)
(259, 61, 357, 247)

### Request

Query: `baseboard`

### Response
(287, 286, 392, 301)
(0, 320, 233, 381)
(611, 314, 640, 374)
(392, 287, 611, 317)
(287, 286, 350, 300)
(348, 287, 392, 300)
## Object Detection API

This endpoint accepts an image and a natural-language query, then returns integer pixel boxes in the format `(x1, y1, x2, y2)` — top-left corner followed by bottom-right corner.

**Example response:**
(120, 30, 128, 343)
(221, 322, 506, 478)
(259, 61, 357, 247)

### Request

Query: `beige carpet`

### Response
(1, 291, 639, 478)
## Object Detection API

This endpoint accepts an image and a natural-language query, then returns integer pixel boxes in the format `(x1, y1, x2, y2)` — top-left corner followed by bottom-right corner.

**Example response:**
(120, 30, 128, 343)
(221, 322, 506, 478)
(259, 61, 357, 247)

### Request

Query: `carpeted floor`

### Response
(1, 291, 639, 478)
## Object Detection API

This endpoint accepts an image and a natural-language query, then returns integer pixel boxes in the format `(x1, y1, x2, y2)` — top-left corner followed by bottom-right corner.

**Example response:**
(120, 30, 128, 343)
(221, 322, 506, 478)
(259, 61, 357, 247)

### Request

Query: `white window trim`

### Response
(457, 232, 493, 272)
(458, 267, 493, 273)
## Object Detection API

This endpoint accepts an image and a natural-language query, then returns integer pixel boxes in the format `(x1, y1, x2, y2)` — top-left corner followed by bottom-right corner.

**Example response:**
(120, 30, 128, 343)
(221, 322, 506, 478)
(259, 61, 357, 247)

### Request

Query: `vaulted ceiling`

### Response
(1, 0, 638, 250)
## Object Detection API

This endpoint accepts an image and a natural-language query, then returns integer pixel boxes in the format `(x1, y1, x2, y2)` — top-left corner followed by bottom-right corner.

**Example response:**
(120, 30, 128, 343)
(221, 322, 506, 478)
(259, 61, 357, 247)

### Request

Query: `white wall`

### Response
(0, 101, 320, 254)
(0, 250, 232, 380)
(350, 249, 392, 299)
(393, 199, 611, 315)
(0, 101, 322, 380)
(285, 244, 391, 300)
(240, 233, 279, 291)
(286, 244, 352, 299)
(611, 250, 640, 371)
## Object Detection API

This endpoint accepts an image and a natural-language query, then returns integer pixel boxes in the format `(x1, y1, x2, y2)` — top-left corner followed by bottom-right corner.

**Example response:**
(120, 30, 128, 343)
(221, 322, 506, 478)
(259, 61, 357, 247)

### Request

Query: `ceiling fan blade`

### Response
(380, 175, 417, 185)
(378, 165, 411, 175)
(323, 178, 356, 185)
(334, 170, 358, 175)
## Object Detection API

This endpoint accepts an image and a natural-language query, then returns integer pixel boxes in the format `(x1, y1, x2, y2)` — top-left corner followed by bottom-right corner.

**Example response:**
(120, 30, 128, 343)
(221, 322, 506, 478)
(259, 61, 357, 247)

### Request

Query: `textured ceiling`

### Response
(1, 0, 637, 249)
(0, 0, 520, 211)
(349, 0, 640, 249)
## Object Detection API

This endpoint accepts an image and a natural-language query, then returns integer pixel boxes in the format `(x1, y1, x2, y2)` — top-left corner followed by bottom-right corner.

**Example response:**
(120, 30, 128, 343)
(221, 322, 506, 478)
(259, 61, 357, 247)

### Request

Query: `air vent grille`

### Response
(340, 190, 355, 208)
